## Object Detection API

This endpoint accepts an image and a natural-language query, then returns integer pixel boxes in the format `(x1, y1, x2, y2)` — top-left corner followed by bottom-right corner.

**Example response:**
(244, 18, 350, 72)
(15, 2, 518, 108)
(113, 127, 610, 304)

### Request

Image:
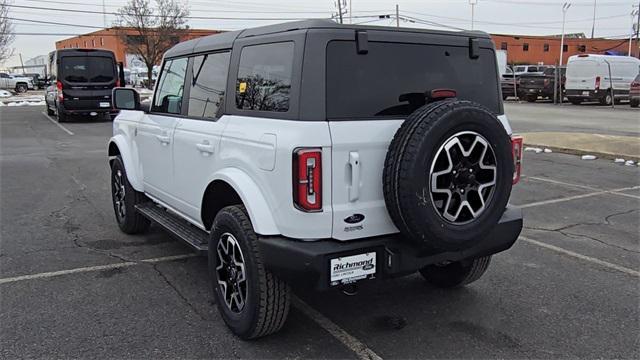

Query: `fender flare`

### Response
(108, 135, 144, 192)
(208, 168, 280, 235)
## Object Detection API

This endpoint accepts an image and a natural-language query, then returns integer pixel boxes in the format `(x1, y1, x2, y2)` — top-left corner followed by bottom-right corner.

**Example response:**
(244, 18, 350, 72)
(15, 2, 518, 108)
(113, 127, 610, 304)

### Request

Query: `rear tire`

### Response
(110, 156, 151, 234)
(420, 256, 491, 288)
(209, 205, 290, 339)
(46, 105, 55, 116)
(631, 98, 640, 108)
(525, 95, 537, 103)
(15, 83, 27, 93)
(56, 105, 69, 122)
(599, 92, 613, 106)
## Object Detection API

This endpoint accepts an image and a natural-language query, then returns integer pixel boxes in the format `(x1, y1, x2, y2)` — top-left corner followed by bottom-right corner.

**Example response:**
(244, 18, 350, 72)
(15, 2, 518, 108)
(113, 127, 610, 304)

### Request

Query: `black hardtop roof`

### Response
(164, 19, 489, 58)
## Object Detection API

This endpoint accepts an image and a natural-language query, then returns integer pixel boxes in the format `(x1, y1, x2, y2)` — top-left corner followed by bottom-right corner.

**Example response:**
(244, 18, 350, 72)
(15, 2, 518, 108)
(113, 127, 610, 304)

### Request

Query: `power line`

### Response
(6, 4, 330, 20)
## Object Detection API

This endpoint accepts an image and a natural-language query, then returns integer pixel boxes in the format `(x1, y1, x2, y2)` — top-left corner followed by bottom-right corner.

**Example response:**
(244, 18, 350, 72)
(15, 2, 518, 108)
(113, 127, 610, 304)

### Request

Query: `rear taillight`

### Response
(115, 79, 120, 87)
(56, 80, 63, 102)
(631, 81, 639, 88)
(511, 135, 523, 185)
(293, 148, 322, 212)
(543, 79, 550, 87)
(595, 76, 601, 90)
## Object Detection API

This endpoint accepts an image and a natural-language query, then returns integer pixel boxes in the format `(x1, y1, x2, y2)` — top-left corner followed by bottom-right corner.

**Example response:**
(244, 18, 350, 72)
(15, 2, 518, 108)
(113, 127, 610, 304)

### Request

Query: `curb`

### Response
(523, 143, 640, 162)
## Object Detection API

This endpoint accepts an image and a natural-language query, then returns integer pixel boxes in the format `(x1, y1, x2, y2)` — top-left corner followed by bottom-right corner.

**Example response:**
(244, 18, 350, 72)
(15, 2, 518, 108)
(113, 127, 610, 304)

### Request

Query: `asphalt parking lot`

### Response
(1, 105, 638, 359)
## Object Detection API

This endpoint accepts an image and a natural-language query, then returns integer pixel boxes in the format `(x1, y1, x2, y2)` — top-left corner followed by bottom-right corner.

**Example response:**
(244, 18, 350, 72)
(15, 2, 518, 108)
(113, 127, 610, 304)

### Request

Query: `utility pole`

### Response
(349, 0, 352, 24)
(336, 0, 343, 24)
(590, 0, 596, 38)
(396, 4, 400, 28)
(469, 0, 478, 30)
(559, 2, 571, 104)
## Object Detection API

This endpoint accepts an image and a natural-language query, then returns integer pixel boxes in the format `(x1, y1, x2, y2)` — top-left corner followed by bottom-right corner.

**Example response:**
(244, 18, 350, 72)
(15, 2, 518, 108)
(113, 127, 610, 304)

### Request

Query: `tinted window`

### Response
(514, 66, 525, 72)
(188, 52, 230, 119)
(60, 56, 115, 83)
(236, 42, 294, 112)
(326, 41, 500, 119)
(152, 57, 187, 114)
(527, 67, 538, 72)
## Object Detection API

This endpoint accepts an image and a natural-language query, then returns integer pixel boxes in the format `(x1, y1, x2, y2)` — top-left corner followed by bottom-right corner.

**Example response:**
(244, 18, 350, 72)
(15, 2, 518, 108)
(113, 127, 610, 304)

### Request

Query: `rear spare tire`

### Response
(383, 100, 513, 250)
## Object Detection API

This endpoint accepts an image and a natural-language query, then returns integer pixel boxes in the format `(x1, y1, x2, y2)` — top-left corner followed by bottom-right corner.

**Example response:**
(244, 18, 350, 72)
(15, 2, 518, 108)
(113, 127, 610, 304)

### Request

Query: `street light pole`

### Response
(559, 2, 571, 104)
(631, 9, 639, 56)
(469, 0, 478, 30)
(591, 0, 596, 38)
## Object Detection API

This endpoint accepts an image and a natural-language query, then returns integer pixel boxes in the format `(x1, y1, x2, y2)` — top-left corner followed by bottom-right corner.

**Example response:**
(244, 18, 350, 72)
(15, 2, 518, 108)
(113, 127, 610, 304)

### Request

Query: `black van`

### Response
(45, 49, 119, 122)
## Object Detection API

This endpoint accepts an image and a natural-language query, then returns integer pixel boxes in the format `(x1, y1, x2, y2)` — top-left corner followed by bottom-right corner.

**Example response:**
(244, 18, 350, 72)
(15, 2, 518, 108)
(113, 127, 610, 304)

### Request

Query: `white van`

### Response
(565, 54, 640, 105)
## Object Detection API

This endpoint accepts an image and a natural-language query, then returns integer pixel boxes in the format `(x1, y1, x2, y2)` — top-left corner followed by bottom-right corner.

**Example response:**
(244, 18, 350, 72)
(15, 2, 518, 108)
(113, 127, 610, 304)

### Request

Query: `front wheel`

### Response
(420, 256, 491, 288)
(110, 156, 150, 234)
(631, 98, 640, 108)
(209, 205, 290, 339)
(525, 95, 537, 103)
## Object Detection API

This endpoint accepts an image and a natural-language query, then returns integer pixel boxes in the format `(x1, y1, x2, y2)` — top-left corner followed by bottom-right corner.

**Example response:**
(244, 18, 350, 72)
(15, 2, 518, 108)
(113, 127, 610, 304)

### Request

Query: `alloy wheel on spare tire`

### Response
(383, 100, 513, 250)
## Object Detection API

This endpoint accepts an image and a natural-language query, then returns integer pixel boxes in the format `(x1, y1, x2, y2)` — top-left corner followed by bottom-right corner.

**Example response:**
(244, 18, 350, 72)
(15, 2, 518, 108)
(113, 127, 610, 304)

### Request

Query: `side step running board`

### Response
(135, 203, 208, 255)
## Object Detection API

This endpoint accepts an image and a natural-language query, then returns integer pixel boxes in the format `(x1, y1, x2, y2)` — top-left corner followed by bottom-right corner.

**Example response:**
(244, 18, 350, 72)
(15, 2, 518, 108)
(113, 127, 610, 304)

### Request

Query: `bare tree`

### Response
(116, 0, 189, 88)
(0, 0, 15, 64)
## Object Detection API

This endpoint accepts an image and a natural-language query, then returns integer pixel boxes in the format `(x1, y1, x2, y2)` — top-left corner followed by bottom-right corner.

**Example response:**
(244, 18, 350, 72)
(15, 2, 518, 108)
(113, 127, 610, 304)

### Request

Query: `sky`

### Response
(3, 0, 639, 67)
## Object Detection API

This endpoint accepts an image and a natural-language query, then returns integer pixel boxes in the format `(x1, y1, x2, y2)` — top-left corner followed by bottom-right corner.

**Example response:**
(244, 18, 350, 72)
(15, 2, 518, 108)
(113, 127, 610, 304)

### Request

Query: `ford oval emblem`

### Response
(344, 214, 365, 224)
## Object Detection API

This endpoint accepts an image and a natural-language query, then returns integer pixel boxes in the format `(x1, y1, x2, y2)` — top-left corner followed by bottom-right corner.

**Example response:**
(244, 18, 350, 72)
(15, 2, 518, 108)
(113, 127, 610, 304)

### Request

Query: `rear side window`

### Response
(326, 41, 500, 119)
(60, 56, 115, 83)
(188, 52, 231, 119)
(153, 57, 187, 115)
(235, 42, 294, 112)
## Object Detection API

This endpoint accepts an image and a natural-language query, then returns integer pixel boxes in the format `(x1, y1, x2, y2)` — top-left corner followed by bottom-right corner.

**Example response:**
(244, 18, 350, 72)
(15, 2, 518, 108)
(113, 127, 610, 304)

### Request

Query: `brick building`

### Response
(55, 27, 220, 67)
(491, 33, 639, 65)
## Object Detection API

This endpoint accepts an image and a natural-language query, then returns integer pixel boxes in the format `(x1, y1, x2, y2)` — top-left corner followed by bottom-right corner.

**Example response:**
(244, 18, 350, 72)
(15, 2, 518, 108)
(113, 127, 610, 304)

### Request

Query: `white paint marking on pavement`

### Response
(521, 236, 640, 277)
(41, 112, 74, 135)
(526, 176, 640, 200)
(0, 253, 197, 285)
(292, 296, 383, 360)
(520, 185, 640, 208)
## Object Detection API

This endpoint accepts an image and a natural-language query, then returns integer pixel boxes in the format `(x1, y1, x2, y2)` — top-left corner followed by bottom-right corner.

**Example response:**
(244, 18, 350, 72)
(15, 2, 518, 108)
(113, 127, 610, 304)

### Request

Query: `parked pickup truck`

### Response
(108, 20, 524, 339)
(0, 72, 34, 93)
(517, 67, 566, 102)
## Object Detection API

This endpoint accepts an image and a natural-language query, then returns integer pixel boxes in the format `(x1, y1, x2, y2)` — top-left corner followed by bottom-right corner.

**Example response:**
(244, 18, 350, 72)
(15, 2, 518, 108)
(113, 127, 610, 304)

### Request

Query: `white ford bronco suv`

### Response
(108, 20, 524, 339)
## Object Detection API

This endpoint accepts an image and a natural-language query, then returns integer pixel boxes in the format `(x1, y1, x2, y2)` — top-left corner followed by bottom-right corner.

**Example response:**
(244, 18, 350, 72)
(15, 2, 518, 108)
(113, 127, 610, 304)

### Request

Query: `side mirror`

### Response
(112, 87, 141, 111)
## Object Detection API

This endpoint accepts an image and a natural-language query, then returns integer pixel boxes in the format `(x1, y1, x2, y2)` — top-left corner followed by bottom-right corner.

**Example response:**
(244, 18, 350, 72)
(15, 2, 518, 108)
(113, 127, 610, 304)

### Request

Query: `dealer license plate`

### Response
(582, 91, 589, 96)
(99, 102, 110, 108)
(330, 252, 376, 286)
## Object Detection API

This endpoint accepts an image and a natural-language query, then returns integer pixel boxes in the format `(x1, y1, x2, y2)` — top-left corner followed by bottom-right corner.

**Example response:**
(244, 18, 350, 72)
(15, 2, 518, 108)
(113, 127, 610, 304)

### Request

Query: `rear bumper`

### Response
(258, 206, 523, 291)
(565, 89, 628, 100)
(58, 103, 117, 115)
(518, 87, 554, 97)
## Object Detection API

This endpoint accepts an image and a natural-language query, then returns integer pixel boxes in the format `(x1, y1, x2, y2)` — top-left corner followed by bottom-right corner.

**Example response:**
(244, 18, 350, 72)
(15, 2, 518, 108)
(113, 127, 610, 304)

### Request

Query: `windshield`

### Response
(326, 41, 501, 118)
(61, 56, 115, 83)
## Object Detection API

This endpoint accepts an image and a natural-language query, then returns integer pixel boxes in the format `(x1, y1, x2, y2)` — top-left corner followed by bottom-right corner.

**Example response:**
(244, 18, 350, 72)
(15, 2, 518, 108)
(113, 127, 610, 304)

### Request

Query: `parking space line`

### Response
(41, 112, 74, 136)
(525, 176, 640, 200)
(520, 185, 640, 208)
(292, 296, 383, 360)
(521, 236, 640, 277)
(0, 253, 197, 285)
(0, 255, 383, 360)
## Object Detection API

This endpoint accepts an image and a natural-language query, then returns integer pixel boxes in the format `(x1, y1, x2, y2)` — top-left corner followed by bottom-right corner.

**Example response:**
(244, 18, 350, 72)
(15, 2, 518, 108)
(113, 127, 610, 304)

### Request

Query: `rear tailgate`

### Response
(329, 121, 401, 240)
(63, 86, 112, 110)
